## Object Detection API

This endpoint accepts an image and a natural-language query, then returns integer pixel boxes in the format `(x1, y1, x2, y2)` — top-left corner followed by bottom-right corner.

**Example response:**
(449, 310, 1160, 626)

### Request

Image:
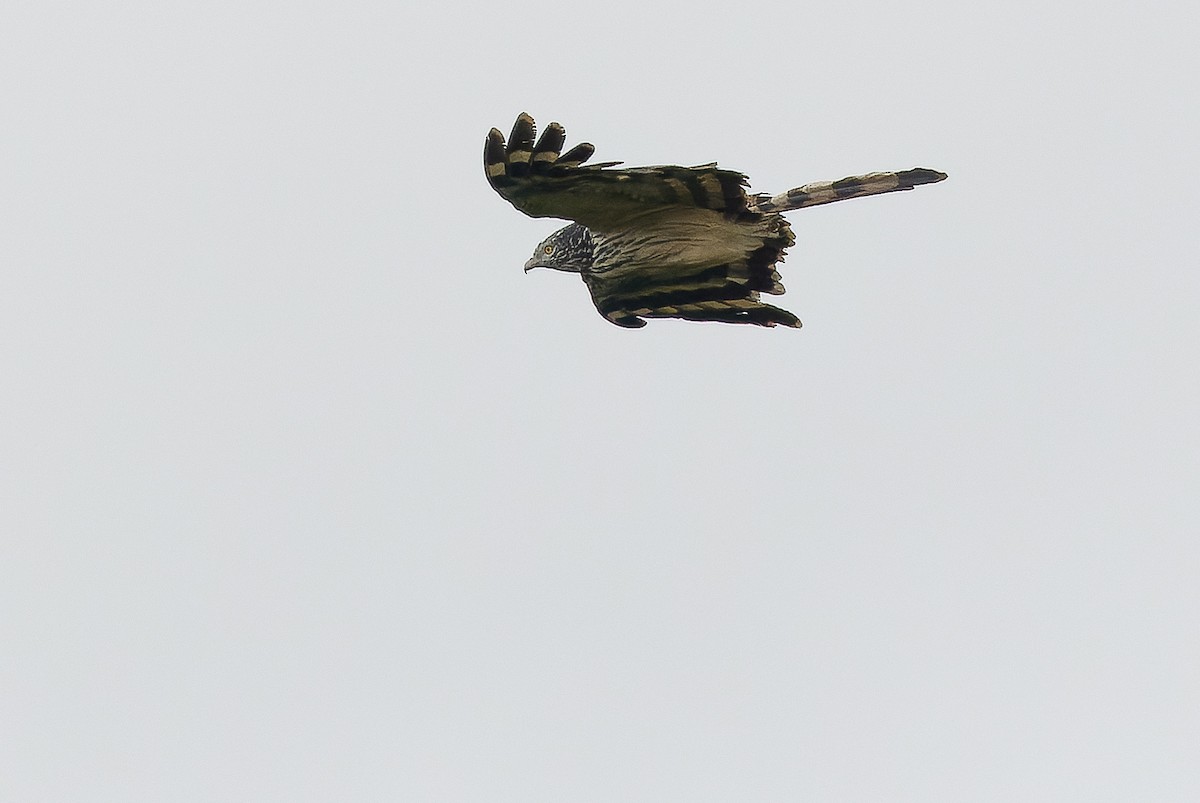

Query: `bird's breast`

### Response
(590, 209, 768, 276)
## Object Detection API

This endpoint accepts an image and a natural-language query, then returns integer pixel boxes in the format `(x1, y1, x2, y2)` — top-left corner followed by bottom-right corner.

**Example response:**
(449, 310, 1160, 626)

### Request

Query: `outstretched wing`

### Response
(484, 113, 754, 232)
(581, 217, 801, 329)
(583, 268, 802, 329)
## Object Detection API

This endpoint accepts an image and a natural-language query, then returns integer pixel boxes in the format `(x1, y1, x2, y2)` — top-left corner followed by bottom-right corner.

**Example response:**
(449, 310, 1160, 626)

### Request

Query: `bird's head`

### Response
(524, 223, 594, 273)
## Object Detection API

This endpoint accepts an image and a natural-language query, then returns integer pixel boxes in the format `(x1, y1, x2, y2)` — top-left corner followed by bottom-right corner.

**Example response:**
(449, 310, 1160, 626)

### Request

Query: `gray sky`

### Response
(3, 1, 1197, 800)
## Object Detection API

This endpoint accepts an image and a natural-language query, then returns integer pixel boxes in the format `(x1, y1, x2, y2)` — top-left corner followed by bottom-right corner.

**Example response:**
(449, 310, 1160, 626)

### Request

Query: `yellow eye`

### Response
(543, 245, 554, 254)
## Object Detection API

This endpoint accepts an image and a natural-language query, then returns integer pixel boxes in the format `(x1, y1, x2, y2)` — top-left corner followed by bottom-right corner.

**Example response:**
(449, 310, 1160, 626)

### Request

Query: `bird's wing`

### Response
(485, 113, 754, 233)
(581, 253, 801, 329)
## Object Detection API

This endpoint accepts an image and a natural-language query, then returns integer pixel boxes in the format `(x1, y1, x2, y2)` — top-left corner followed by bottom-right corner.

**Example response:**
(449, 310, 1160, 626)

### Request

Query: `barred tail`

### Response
(750, 168, 947, 213)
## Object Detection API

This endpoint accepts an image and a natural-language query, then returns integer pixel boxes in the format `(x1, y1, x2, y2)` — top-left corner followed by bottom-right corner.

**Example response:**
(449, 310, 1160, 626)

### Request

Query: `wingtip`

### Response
(484, 128, 507, 177)
(532, 120, 566, 167)
(907, 168, 948, 185)
(508, 114, 535, 150)
(555, 141, 596, 168)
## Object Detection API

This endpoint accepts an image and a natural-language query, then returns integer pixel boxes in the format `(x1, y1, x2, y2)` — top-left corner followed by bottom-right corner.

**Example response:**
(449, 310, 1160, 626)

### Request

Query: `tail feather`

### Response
(750, 168, 947, 213)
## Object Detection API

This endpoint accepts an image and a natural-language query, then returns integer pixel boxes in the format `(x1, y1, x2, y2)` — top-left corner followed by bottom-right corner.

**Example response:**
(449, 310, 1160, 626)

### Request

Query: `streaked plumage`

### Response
(486, 113, 946, 328)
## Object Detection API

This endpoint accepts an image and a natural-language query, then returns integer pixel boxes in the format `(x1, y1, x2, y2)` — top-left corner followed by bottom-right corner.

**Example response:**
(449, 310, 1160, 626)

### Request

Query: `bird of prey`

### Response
(485, 113, 946, 328)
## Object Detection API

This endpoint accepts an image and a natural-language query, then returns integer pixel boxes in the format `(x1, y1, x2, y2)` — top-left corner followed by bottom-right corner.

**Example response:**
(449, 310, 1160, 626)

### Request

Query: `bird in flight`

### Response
(485, 113, 946, 328)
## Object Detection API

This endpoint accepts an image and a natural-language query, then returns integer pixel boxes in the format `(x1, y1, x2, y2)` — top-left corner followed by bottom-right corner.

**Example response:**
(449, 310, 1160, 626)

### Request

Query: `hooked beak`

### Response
(523, 258, 537, 272)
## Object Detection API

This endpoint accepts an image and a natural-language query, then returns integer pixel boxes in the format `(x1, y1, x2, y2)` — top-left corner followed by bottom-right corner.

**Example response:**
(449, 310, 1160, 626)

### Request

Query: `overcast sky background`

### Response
(3, 1, 1197, 800)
